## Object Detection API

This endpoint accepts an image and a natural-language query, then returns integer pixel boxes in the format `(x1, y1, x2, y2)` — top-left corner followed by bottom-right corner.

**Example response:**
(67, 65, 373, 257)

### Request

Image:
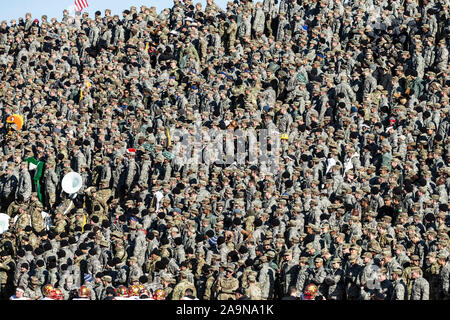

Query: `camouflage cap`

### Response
(299, 257, 308, 264)
(225, 265, 235, 273)
(411, 255, 420, 261)
(248, 274, 256, 282)
(161, 273, 173, 282)
(437, 252, 448, 260)
(331, 258, 341, 264)
(411, 266, 421, 273)
(102, 275, 112, 282)
(362, 252, 373, 259)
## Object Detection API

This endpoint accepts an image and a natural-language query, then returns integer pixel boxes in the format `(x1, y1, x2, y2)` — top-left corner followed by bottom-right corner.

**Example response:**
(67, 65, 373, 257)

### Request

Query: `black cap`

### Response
(174, 237, 183, 246)
(102, 220, 111, 228)
(234, 287, 246, 295)
(36, 259, 45, 267)
(17, 249, 25, 257)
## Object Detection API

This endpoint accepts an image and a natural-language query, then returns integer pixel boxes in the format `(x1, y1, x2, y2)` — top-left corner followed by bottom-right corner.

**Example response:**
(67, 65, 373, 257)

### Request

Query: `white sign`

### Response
(0, 213, 10, 234)
(41, 211, 51, 230)
(153, 191, 164, 212)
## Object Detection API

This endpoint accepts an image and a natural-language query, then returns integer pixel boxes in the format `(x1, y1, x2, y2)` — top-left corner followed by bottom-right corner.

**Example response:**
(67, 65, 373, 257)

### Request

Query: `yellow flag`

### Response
(82, 214, 87, 232)
(145, 42, 149, 52)
(79, 81, 91, 103)
(166, 127, 171, 147)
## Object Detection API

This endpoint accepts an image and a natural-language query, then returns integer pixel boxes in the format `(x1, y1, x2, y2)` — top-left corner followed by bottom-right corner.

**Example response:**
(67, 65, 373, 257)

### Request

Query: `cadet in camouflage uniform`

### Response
(403, 255, 422, 299)
(306, 257, 328, 297)
(437, 253, 450, 300)
(43, 159, 58, 210)
(279, 249, 298, 296)
(15, 161, 32, 202)
(410, 267, 430, 300)
(0, 164, 18, 212)
(30, 197, 46, 234)
(0, 250, 15, 299)
(324, 258, 345, 300)
(257, 255, 276, 300)
(23, 276, 42, 300)
(215, 266, 239, 300)
(424, 252, 442, 300)
(252, 2, 265, 36)
(171, 271, 197, 300)
(245, 274, 262, 300)
(391, 268, 407, 300)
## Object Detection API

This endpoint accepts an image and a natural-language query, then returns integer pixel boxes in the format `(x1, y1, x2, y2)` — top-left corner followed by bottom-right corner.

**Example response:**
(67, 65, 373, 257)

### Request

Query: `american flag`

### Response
(75, 0, 89, 12)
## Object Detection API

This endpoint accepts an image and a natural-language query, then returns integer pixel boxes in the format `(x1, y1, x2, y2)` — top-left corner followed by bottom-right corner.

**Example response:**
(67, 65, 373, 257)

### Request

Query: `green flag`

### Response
(296, 73, 308, 84)
(143, 143, 155, 156)
(162, 150, 174, 160)
(25, 157, 44, 203)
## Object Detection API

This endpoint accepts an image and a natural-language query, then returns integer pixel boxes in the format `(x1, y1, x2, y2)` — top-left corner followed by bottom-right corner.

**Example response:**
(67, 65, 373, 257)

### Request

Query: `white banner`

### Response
(0, 213, 10, 234)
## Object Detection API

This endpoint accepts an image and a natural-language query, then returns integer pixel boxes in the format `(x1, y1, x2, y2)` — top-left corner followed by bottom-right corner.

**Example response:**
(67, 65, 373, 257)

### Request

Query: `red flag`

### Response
(75, 0, 89, 12)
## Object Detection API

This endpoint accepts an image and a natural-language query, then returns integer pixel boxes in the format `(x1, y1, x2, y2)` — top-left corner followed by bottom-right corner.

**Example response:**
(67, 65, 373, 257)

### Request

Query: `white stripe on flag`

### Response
(75, 0, 89, 12)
